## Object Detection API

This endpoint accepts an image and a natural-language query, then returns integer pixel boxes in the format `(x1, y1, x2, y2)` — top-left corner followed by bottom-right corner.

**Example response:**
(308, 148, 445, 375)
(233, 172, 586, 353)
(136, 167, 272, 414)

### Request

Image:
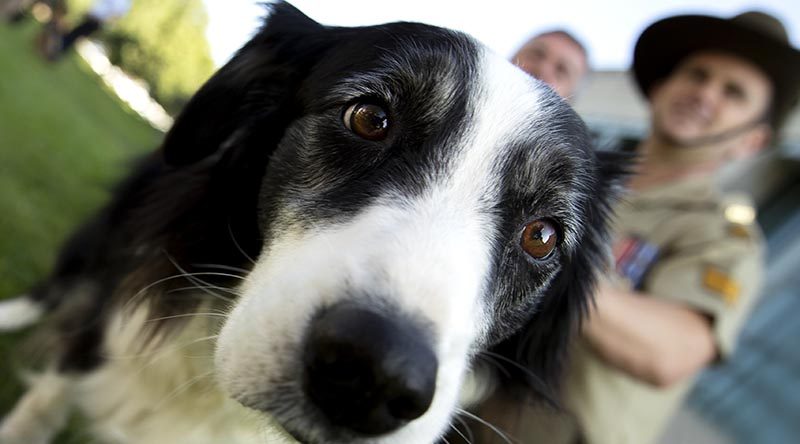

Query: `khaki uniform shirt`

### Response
(471, 175, 764, 444)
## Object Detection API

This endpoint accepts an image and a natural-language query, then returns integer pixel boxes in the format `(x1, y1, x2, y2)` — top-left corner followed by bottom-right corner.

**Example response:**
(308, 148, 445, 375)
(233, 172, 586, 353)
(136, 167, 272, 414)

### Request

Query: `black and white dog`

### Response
(0, 3, 627, 444)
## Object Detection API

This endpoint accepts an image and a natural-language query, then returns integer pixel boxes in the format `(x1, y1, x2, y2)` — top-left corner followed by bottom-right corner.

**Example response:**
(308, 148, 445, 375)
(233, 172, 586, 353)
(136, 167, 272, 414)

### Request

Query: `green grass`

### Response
(0, 18, 161, 441)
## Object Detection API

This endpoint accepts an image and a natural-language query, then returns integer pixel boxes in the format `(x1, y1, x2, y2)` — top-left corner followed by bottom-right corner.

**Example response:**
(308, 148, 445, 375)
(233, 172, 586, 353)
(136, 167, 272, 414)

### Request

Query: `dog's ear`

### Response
(491, 149, 632, 404)
(595, 149, 634, 201)
(161, 2, 330, 166)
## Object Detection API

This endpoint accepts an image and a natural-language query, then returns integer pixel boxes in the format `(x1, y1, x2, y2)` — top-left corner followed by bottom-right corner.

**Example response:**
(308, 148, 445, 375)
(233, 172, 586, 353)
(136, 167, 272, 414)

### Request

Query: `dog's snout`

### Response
(303, 303, 438, 435)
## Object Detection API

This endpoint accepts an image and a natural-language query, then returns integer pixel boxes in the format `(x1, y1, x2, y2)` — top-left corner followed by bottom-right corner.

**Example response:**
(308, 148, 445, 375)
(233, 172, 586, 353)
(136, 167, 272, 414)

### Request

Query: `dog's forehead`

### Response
(458, 48, 594, 244)
(470, 48, 563, 164)
(310, 24, 477, 111)
(472, 48, 593, 185)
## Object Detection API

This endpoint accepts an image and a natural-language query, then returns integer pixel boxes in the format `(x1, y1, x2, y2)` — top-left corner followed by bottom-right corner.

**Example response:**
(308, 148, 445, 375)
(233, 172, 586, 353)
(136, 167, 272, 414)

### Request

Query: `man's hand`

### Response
(582, 280, 717, 388)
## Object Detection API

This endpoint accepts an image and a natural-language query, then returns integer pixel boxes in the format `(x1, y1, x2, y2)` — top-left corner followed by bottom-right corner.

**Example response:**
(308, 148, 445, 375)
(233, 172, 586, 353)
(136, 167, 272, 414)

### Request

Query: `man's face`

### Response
(512, 33, 587, 99)
(649, 51, 773, 150)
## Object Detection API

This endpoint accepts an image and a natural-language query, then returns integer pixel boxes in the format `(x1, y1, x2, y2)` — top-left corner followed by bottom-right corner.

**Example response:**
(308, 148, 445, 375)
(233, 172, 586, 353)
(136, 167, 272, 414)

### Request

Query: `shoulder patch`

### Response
(702, 265, 740, 306)
(728, 223, 752, 240)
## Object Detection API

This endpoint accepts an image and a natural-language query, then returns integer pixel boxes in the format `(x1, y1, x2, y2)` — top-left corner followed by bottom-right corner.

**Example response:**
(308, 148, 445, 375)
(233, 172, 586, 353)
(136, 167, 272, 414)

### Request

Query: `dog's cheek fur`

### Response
(452, 50, 632, 407)
(486, 150, 631, 404)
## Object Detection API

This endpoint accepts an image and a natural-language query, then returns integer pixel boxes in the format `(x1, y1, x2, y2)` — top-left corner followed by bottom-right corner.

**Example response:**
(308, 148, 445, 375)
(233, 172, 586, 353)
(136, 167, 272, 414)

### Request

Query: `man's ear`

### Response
(160, 2, 330, 167)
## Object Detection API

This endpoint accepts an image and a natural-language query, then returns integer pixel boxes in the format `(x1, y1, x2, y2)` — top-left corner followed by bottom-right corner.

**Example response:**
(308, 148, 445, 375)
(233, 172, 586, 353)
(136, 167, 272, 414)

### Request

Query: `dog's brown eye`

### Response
(521, 219, 558, 260)
(343, 103, 389, 141)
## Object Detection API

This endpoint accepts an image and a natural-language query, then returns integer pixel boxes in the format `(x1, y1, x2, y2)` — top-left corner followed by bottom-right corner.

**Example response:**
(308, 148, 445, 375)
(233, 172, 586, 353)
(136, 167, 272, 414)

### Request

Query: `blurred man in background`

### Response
(42, 0, 130, 60)
(1, 0, 32, 22)
(510, 29, 589, 100)
(466, 10, 800, 444)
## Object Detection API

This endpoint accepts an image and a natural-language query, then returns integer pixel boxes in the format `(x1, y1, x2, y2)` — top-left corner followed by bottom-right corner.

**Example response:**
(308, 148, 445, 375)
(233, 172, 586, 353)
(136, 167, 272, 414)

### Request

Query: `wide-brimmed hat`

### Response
(632, 11, 800, 132)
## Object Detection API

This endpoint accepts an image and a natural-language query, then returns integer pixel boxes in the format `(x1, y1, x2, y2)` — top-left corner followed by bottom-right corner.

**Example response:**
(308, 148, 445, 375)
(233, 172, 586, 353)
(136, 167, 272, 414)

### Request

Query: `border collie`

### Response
(0, 3, 627, 443)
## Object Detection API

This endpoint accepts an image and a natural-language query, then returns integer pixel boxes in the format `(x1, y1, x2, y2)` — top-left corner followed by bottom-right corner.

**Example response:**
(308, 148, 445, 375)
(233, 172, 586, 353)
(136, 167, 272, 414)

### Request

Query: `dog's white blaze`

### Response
(216, 49, 550, 443)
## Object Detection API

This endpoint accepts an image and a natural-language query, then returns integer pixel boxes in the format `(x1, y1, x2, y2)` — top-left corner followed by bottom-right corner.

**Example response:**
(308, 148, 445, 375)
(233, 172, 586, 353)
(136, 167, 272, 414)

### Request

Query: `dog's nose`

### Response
(303, 303, 438, 436)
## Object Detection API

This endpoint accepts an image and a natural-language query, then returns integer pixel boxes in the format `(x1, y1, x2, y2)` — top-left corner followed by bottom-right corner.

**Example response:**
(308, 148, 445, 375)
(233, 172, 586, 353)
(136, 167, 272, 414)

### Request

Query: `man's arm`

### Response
(582, 280, 717, 388)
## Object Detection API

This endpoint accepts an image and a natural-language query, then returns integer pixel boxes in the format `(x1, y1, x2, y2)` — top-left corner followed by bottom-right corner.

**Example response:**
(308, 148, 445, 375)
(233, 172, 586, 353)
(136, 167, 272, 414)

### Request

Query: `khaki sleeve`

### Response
(643, 233, 764, 358)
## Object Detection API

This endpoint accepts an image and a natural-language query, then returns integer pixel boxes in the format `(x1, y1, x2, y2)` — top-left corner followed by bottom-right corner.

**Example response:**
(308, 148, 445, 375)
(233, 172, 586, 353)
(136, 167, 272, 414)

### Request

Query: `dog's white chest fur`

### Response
(10, 306, 295, 444)
(73, 308, 266, 443)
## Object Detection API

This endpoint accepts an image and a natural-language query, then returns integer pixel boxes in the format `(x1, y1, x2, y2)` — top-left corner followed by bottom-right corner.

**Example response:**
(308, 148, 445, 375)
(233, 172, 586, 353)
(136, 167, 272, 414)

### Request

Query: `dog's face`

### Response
(161, 4, 625, 443)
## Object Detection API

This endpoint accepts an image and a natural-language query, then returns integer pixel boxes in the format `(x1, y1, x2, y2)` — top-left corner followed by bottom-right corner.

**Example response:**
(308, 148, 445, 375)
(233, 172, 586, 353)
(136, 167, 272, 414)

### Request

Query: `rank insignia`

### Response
(728, 223, 751, 240)
(702, 265, 740, 305)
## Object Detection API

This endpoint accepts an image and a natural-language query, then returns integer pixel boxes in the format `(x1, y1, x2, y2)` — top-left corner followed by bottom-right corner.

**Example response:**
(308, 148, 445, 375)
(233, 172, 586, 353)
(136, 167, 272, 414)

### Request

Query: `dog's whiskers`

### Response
(475, 353, 512, 379)
(227, 221, 257, 265)
(124, 273, 199, 312)
(479, 350, 548, 389)
(145, 312, 228, 323)
(124, 271, 249, 312)
(167, 255, 244, 303)
(449, 415, 474, 444)
(191, 263, 252, 276)
(153, 370, 216, 411)
(130, 334, 220, 378)
(108, 334, 219, 361)
(180, 271, 250, 281)
(455, 408, 517, 444)
(165, 285, 236, 303)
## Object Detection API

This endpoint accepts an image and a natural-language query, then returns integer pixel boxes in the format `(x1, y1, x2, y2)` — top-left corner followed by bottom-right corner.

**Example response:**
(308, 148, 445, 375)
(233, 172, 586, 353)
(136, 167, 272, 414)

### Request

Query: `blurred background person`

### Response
(1, 0, 34, 22)
(510, 29, 589, 100)
(41, 0, 131, 60)
(464, 10, 800, 444)
(2, 0, 65, 25)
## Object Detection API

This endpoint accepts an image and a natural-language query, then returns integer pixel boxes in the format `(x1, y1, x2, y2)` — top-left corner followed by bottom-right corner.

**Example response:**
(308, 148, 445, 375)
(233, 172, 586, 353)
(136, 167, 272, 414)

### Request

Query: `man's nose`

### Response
(692, 81, 723, 108)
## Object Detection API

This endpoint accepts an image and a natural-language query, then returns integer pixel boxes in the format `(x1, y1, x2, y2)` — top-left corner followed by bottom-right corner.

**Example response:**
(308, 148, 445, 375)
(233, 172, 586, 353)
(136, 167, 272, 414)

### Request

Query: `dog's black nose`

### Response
(303, 303, 438, 436)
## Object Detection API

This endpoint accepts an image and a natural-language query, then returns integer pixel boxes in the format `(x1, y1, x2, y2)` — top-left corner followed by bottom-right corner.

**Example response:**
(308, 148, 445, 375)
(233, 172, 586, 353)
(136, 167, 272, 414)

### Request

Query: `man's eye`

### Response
(531, 47, 547, 60)
(520, 219, 559, 260)
(685, 66, 708, 83)
(724, 83, 746, 101)
(343, 103, 389, 141)
(556, 63, 569, 79)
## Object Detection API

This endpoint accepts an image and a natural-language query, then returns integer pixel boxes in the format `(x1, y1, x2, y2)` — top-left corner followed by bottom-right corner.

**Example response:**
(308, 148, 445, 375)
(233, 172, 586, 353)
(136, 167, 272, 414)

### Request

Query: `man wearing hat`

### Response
(460, 10, 800, 444)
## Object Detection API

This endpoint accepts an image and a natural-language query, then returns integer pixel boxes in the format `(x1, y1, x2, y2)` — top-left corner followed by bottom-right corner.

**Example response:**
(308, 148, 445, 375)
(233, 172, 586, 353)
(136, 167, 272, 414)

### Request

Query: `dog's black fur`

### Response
(3, 3, 629, 443)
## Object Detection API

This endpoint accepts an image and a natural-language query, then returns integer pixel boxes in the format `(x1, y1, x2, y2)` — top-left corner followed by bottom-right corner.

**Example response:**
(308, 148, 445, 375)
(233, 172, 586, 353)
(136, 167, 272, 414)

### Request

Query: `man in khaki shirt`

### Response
(465, 11, 800, 444)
